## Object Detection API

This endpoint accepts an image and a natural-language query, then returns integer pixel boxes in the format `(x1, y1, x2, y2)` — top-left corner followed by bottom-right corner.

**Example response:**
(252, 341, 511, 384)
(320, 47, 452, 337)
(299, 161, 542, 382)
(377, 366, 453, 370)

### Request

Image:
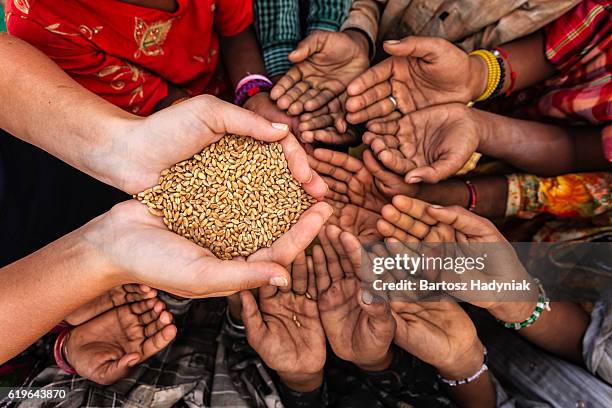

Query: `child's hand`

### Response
(271, 30, 370, 115)
(308, 148, 391, 212)
(64, 284, 157, 326)
(240, 252, 326, 392)
(313, 226, 396, 372)
(346, 36, 485, 123)
(391, 299, 486, 381)
(64, 298, 176, 385)
(363, 104, 482, 184)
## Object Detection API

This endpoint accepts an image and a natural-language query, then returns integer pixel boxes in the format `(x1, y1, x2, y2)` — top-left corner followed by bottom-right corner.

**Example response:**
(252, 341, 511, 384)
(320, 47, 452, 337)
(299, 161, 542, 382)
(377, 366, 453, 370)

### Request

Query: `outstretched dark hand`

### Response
(345, 36, 485, 124)
(363, 104, 482, 183)
(241, 252, 326, 391)
(64, 298, 176, 385)
(314, 226, 396, 371)
(271, 31, 369, 115)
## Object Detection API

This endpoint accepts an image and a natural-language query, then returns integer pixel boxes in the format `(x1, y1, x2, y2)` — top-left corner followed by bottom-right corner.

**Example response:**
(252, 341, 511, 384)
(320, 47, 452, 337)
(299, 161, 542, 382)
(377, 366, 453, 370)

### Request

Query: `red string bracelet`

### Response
(465, 180, 477, 212)
(494, 47, 517, 96)
(53, 327, 77, 374)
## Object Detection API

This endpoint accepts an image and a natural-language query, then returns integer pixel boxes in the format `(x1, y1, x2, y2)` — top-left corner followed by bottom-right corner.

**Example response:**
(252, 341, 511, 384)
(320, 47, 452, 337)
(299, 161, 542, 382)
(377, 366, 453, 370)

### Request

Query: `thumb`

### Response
(193, 259, 291, 296)
(195, 96, 291, 142)
(240, 290, 266, 341)
(404, 153, 466, 184)
(358, 288, 392, 321)
(383, 36, 441, 61)
(289, 32, 324, 62)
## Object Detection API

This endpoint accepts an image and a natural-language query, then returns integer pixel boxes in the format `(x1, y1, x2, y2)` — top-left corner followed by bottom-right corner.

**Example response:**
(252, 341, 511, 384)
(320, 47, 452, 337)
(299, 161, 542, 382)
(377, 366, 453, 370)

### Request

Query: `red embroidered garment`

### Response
(6, 0, 252, 115)
(521, 0, 611, 124)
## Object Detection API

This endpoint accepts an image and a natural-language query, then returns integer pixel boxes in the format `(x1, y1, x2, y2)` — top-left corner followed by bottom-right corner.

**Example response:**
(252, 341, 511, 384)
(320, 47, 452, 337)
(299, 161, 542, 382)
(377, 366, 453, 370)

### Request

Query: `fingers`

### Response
(357, 288, 393, 322)
(288, 31, 325, 63)
(346, 97, 397, 124)
(345, 82, 392, 113)
(278, 133, 316, 186)
(312, 244, 331, 295)
(339, 231, 377, 284)
(382, 36, 444, 60)
(380, 195, 437, 238)
(347, 59, 392, 97)
(291, 251, 308, 295)
(313, 148, 363, 175)
(304, 89, 337, 113)
(123, 284, 157, 303)
(318, 227, 344, 282)
(143, 310, 173, 337)
(193, 258, 291, 296)
(248, 202, 333, 267)
(271, 68, 305, 102)
(426, 205, 496, 237)
(325, 225, 354, 277)
(404, 153, 468, 184)
(300, 112, 335, 132)
(141, 323, 177, 360)
(240, 290, 266, 341)
(289, 88, 320, 116)
(197, 96, 291, 142)
(306, 256, 318, 299)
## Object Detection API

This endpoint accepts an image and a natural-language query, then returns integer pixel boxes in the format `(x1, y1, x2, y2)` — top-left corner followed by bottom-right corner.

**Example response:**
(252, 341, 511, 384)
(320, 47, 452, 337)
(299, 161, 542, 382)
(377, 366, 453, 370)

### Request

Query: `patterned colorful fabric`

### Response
(6, 0, 252, 116)
(506, 172, 612, 219)
(254, 0, 352, 77)
(518, 0, 612, 124)
(0, 3, 5, 32)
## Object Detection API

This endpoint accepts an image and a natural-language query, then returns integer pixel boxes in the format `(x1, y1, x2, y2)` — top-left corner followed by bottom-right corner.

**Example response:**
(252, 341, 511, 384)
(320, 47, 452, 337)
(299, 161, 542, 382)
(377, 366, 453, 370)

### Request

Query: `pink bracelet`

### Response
(235, 74, 272, 93)
(53, 327, 77, 374)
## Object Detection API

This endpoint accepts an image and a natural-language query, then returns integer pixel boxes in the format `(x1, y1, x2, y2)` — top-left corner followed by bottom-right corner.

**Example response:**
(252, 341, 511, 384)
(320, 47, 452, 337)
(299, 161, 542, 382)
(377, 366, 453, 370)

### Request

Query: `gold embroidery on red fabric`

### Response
(13, 0, 30, 15)
(97, 63, 146, 111)
(45, 23, 103, 39)
(133, 17, 175, 59)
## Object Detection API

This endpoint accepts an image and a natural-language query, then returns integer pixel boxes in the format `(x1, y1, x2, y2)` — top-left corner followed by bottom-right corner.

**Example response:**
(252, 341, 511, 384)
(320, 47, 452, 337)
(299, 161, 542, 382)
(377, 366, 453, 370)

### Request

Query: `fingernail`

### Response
(408, 177, 422, 184)
(270, 276, 288, 287)
(362, 289, 374, 305)
(430, 205, 443, 209)
(272, 123, 289, 130)
(384, 40, 400, 45)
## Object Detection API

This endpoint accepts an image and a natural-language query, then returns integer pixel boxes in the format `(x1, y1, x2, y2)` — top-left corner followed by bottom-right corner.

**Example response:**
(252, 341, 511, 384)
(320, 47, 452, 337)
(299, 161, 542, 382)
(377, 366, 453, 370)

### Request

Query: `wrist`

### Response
(436, 340, 484, 380)
(355, 349, 393, 372)
(79, 209, 133, 289)
(88, 114, 143, 194)
(243, 91, 270, 110)
(344, 29, 370, 59)
(467, 54, 488, 102)
(279, 370, 324, 393)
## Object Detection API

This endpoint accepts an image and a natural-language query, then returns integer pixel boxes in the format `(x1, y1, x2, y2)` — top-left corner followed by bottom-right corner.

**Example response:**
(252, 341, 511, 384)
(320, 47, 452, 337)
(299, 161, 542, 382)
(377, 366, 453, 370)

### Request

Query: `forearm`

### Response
(220, 26, 267, 88)
(490, 301, 589, 364)
(415, 177, 507, 219)
(0, 219, 120, 363)
(0, 34, 138, 190)
(497, 31, 556, 93)
(478, 111, 608, 175)
(437, 342, 496, 408)
(153, 84, 190, 111)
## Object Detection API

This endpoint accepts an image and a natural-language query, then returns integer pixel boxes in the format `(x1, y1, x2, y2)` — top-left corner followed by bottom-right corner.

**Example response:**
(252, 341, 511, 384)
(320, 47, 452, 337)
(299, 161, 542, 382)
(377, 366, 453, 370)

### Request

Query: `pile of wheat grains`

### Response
(136, 134, 316, 259)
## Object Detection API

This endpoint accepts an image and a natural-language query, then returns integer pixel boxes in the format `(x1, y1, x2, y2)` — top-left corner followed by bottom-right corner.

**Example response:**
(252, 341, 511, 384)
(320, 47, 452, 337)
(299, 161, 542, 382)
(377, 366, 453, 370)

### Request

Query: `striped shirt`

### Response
(254, 0, 352, 77)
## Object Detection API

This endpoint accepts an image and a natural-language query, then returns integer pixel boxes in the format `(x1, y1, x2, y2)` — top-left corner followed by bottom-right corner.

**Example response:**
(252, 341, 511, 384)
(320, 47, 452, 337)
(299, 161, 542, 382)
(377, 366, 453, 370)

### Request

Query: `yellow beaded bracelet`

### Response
(470, 49, 501, 103)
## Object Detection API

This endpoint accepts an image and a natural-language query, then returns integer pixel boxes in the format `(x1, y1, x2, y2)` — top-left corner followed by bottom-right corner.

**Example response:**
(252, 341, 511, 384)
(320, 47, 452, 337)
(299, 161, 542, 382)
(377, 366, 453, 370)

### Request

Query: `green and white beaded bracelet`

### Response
(499, 279, 551, 330)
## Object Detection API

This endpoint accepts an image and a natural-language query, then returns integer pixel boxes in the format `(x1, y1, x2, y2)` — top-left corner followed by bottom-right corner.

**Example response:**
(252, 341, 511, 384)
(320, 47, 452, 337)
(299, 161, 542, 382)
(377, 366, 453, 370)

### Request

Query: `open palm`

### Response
(271, 31, 369, 115)
(346, 36, 482, 124)
(64, 299, 176, 385)
(364, 104, 481, 183)
(313, 226, 395, 369)
(240, 253, 326, 377)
